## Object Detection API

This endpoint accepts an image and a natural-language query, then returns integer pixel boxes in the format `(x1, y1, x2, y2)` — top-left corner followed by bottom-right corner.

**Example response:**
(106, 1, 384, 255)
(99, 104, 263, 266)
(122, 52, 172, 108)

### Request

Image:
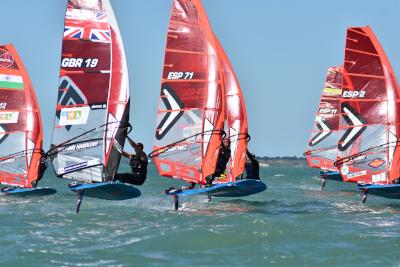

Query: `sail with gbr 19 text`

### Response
(49, 0, 139, 210)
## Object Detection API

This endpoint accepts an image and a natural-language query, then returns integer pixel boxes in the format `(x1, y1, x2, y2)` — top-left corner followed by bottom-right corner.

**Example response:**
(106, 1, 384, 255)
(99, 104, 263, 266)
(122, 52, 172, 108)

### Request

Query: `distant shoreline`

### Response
(256, 156, 307, 167)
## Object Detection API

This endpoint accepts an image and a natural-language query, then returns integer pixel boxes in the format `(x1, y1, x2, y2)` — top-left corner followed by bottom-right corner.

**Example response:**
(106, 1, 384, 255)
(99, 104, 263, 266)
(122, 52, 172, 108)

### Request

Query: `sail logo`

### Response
(341, 154, 367, 166)
(61, 58, 99, 68)
(58, 140, 99, 153)
(59, 106, 90, 126)
(319, 108, 337, 114)
(372, 172, 386, 183)
(164, 144, 188, 154)
(309, 117, 331, 146)
(90, 103, 107, 110)
(323, 87, 341, 96)
(156, 85, 184, 140)
(0, 103, 6, 109)
(347, 170, 367, 179)
(167, 72, 194, 80)
(338, 104, 367, 151)
(342, 90, 365, 98)
(0, 112, 19, 124)
(368, 158, 385, 168)
(58, 158, 101, 176)
(0, 50, 14, 68)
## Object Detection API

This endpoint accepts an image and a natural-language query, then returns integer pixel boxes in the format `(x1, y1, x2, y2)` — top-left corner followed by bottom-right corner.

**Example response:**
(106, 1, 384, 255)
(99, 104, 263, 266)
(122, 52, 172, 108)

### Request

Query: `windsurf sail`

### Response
(334, 26, 400, 185)
(49, 0, 130, 184)
(0, 44, 43, 188)
(214, 36, 249, 182)
(151, 0, 225, 184)
(304, 66, 343, 172)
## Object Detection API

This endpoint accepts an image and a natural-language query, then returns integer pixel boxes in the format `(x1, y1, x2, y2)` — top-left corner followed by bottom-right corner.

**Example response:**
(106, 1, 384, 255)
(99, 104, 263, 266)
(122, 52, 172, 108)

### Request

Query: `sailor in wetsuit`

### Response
(115, 136, 148, 185)
(244, 150, 260, 179)
(31, 151, 48, 187)
(206, 138, 231, 186)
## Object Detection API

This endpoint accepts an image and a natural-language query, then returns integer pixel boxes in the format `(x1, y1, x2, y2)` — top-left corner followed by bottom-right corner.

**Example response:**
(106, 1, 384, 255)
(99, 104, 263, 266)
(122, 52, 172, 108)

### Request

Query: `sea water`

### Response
(0, 164, 399, 266)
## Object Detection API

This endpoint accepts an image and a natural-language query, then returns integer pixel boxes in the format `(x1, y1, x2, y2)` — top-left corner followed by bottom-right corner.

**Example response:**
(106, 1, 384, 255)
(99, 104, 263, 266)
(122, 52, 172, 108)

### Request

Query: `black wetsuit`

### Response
(32, 155, 47, 187)
(206, 146, 231, 184)
(245, 151, 260, 179)
(116, 150, 148, 185)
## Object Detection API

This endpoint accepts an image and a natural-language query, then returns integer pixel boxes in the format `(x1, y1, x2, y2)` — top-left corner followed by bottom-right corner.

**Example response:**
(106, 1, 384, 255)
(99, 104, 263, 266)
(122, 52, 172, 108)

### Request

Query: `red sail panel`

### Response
(0, 44, 43, 188)
(152, 0, 225, 184)
(50, 0, 129, 183)
(335, 26, 400, 184)
(214, 36, 248, 181)
(305, 66, 342, 172)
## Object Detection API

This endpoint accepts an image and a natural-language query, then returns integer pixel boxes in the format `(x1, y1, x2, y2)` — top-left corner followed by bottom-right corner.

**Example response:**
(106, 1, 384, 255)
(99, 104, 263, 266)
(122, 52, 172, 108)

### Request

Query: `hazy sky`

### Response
(1, 0, 399, 156)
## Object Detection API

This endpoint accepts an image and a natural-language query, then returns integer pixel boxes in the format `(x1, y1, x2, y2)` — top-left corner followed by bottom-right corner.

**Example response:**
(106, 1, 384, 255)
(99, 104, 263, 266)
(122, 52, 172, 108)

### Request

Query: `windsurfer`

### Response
(206, 138, 231, 186)
(115, 136, 148, 185)
(244, 150, 260, 179)
(33, 151, 48, 186)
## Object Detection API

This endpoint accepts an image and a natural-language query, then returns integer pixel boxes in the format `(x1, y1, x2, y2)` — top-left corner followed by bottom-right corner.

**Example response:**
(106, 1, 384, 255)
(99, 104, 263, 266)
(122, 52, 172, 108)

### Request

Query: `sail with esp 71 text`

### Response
(0, 44, 44, 188)
(50, 0, 130, 184)
(151, 0, 225, 185)
(334, 26, 400, 185)
(304, 66, 343, 172)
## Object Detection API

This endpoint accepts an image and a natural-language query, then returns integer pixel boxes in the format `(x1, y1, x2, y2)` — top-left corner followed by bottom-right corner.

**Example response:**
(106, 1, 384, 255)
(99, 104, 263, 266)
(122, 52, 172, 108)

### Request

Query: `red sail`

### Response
(50, 0, 129, 183)
(335, 26, 400, 184)
(305, 66, 342, 172)
(0, 44, 43, 188)
(214, 36, 248, 181)
(152, 0, 225, 184)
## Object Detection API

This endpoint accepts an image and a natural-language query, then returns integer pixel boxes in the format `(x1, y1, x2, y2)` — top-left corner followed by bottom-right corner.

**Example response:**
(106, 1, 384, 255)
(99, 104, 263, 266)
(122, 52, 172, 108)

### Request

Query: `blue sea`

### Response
(1, 164, 399, 266)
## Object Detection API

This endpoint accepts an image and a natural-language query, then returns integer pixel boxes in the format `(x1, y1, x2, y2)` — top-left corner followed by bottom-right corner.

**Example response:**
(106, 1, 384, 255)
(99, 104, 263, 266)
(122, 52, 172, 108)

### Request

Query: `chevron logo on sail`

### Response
(309, 116, 332, 146)
(338, 104, 367, 151)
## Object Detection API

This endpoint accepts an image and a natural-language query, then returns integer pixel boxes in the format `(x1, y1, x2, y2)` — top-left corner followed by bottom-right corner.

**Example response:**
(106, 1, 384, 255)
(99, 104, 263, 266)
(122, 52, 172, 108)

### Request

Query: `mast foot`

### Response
(76, 190, 84, 214)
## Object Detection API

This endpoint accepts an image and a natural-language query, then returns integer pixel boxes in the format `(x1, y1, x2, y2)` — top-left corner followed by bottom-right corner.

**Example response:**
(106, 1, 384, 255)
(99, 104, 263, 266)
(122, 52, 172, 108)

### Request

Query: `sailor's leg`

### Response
(321, 177, 326, 191)
(361, 189, 368, 204)
(76, 190, 85, 214)
(205, 175, 214, 186)
(173, 195, 179, 210)
(207, 195, 212, 202)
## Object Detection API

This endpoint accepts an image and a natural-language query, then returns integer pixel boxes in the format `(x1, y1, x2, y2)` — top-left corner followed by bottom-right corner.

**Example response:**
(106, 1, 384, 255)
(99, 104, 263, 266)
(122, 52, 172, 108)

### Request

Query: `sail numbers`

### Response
(61, 58, 99, 68)
(167, 72, 194, 80)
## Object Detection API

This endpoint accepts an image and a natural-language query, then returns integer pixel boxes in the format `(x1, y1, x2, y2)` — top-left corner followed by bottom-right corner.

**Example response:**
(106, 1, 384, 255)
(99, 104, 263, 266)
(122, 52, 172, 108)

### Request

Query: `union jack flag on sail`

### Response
(89, 29, 111, 42)
(64, 8, 110, 42)
(64, 26, 84, 39)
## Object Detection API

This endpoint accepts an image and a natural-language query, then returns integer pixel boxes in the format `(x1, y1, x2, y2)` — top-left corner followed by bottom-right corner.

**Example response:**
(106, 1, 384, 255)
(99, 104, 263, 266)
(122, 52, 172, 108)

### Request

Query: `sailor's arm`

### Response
(126, 136, 138, 149)
(246, 150, 256, 163)
(121, 151, 132, 159)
